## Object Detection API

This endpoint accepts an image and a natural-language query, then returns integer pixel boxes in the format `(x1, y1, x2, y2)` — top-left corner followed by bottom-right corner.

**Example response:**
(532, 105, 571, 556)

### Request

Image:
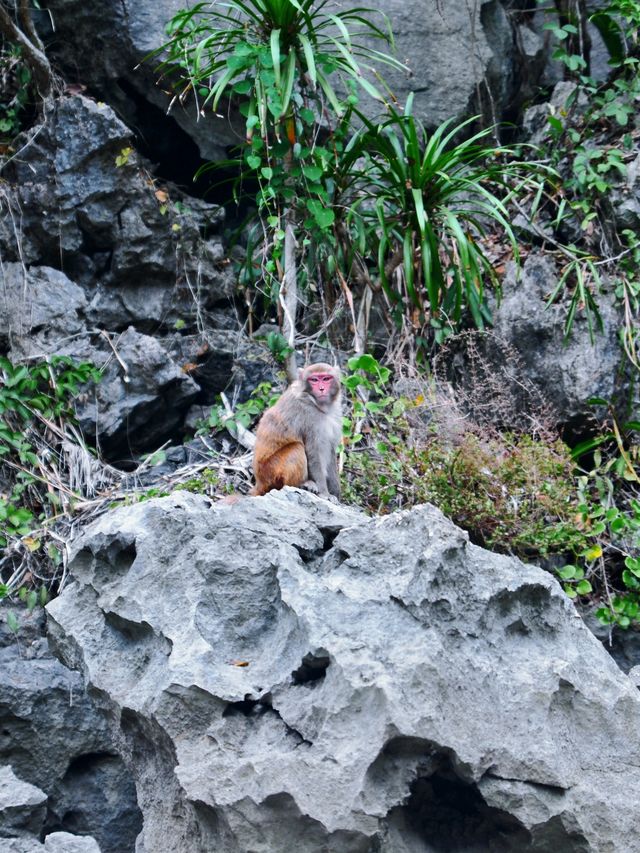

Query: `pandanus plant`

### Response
(335, 101, 541, 345)
(152, 0, 404, 378)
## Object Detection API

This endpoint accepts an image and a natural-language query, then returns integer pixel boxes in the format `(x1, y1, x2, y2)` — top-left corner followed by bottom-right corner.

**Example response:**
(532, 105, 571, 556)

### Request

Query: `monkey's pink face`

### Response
(307, 373, 336, 400)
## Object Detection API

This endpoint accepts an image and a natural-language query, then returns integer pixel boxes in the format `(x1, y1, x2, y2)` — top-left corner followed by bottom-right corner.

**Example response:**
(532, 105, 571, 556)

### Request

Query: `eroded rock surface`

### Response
(0, 94, 241, 461)
(0, 613, 141, 853)
(46, 489, 640, 853)
(0, 766, 47, 839)
(492, 253, 625, 426)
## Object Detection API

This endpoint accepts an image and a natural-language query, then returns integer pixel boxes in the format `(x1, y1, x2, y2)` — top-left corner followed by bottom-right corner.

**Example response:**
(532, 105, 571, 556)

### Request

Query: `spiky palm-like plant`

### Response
(153, 0, 404, 378)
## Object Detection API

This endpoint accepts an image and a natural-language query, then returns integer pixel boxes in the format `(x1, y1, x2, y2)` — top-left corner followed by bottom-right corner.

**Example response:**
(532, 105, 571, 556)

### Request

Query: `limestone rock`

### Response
(40, 0, 547, 145)
(0, 839, 45, 852)
(65, 326, 200, 460)
(0, 613, 141, 853)
(44, 832, 101, 852)
(0, 833, 103, 853)
(0, 264, 87, 356)
(492, 253, 625, 425)
(46, 489, 640, 852)
(0, 766, 47, 839)
(0, 95, 232, 331)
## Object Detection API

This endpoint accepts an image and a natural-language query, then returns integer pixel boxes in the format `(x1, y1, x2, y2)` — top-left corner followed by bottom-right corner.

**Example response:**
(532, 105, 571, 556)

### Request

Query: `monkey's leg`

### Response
(254, 443, 307, 494)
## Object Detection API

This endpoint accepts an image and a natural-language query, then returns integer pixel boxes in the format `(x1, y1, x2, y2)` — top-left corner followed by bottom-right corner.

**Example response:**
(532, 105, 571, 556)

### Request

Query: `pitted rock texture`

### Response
(47, 489, 640, 853)
(0, 613, 141, 853)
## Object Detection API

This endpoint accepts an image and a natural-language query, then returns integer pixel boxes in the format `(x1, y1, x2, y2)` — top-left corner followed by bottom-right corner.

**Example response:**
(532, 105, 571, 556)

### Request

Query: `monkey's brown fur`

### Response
(252, 363, 342, 499)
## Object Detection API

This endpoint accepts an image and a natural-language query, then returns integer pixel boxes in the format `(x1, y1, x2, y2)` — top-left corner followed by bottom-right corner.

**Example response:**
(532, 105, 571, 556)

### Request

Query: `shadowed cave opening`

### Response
(44, 751, 142, 853)
(223, 695, 273, 717)
(291, 651, 330, 685)
(394, 771, 532, 852)
(114, 77, 259, 226)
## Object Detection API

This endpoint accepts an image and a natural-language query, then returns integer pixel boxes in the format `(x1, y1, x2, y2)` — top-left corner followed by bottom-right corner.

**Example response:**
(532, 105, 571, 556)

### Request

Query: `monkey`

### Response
(251, 362, 342, 500)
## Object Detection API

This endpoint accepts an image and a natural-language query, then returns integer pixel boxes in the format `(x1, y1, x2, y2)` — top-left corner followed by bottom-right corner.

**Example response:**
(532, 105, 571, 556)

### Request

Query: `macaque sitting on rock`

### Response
(251, 363, 342, 500)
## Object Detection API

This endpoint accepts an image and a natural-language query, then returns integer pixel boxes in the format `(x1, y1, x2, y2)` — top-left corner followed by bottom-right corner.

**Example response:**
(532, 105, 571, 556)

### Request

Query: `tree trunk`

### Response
(281, 208, 298, 384)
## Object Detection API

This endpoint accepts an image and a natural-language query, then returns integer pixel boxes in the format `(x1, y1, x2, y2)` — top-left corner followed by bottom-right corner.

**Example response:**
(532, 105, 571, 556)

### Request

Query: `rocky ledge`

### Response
(45, 489, 640, 853)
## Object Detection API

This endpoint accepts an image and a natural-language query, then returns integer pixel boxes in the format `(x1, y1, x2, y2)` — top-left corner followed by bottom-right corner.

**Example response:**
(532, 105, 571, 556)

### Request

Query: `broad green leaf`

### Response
(307, 199, 335, 229)
(302, 165, 323, 181)
(558, 565, 577, 580)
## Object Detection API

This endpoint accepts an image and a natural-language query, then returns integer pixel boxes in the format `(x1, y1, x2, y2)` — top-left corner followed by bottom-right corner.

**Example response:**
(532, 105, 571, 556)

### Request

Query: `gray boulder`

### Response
(491, 252, 625, 424)
(0, 95, 233, 331)
(39, 0, 547, 146)
(47, 489, 640, 852)
(44, 832, 101, 853)
(0, 287, 200, 459)
(0, 612, 141, 853)
(65, 326, 200, 460)
(0, 766, 47, 839)
(0, 833, 103, 853)
(0, 264, 87, 356)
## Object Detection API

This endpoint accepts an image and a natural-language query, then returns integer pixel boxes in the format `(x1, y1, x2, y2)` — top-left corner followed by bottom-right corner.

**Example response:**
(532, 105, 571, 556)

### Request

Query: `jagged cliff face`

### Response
(2, 6, 640, 851)
(37, 0, 548, 150)
(42, 489, 640, 853)
(1, 2, 635, 461)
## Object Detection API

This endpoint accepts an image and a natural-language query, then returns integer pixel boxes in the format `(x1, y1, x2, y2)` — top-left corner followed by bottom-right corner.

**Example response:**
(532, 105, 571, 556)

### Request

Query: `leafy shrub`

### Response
(532, 1, 640, 350)
(200, 381, 278, 435)
(559, 413, 640, 624)
(152, 0, 403, 377)
(0, 43, 33, 141)
(341, 355, 575, 549)
(344, 410, 583, 560)
(342, 353, 640, 629)
(0, 356, 101, 600)
(335, 107, 543, 346)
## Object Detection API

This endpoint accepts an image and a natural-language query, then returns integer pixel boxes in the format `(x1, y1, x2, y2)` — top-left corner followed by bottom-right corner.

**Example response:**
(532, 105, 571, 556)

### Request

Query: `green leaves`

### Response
(306, 198, 334, 229)
(0, 44, 34, 141)
(337, 109, 535, 344)
(156, 0, 404, 138)
(153, 0, 407, 349)
(0, 356, 101, 580)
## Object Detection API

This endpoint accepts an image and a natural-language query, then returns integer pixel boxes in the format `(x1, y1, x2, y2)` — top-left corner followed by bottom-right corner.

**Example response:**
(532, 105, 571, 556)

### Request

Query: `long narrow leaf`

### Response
(403, 229, 419, 308)
(298, 33, 317, 86)
(270, 29, 281, 86)
(212, 65, 239, 110)
(316, 69, 344, 115)
(326, 36, 360, 75)
(411, 188, 427, 237)
(280, 51, 297, 116)
(327, 13, 353, 47)
(357, 74, 384, 102)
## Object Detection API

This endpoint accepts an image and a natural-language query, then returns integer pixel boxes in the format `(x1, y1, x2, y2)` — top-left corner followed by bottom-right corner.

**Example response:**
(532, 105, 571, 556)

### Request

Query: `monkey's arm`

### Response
(326, 452, 341, 499)
(302, 436, 331, 497)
